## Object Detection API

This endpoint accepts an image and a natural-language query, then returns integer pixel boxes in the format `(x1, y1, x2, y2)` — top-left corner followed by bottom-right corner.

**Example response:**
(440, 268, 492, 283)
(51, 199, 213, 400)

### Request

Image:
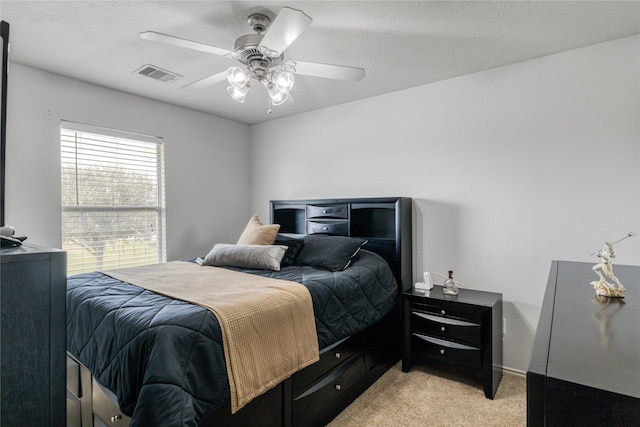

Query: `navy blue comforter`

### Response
(66, 250, 396, 426)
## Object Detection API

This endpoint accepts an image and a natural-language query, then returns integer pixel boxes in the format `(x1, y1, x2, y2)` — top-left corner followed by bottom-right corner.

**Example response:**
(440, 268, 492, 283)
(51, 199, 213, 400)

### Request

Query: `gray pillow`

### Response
(293, 235, 368, 271)
(200, 244, 287, 271)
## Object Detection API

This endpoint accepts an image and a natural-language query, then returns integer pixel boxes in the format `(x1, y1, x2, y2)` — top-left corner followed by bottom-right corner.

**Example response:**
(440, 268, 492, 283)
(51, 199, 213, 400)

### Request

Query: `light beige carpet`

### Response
(328, 362, 526, 427)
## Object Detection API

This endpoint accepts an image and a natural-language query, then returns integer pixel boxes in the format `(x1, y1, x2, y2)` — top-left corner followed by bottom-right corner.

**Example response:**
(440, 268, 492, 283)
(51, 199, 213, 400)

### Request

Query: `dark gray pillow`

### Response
(293, 235, 367, 271)
(274, 234, 304, 267)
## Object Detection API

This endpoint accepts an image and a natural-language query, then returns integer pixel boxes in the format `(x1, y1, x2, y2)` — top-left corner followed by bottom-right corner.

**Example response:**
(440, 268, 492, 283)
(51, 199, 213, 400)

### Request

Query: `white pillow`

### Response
(200, 244, 287, 271)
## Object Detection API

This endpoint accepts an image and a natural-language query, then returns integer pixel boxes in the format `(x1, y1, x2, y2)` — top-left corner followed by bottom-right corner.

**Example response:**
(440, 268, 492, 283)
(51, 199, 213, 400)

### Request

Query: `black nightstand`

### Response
(402, 286, 503, 399)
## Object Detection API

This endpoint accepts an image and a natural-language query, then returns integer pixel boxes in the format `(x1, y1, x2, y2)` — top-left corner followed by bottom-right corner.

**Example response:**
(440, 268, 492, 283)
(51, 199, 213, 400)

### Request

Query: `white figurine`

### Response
(590, 232, 636, 298)
(591, 242, 625, 298)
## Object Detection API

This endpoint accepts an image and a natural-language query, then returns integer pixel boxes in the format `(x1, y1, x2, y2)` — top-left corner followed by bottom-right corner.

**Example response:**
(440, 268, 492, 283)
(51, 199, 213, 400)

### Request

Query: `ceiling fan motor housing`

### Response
(234, 33, 283, 72)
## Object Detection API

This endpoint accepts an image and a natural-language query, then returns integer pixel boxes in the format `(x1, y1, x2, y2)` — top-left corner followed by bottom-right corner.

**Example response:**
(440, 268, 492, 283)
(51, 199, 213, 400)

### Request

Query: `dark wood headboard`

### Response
(270, 197, 413, 293)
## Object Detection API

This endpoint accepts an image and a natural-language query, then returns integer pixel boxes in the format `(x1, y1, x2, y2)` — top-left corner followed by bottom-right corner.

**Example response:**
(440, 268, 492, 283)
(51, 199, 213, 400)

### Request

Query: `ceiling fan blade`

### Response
(140, 31, 239, 59)
(293, 61, 366, 82)
(181, 70, 228, 90)
(258, 7, 312, 58)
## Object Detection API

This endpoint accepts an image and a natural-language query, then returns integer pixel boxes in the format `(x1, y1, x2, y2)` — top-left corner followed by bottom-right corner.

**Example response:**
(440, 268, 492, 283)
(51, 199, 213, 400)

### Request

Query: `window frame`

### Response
(60, 120, 166, 275)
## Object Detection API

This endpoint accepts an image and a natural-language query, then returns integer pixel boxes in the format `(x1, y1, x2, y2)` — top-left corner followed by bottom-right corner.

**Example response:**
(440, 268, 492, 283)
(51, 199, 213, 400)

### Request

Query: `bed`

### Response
(66, 197, 412, 427)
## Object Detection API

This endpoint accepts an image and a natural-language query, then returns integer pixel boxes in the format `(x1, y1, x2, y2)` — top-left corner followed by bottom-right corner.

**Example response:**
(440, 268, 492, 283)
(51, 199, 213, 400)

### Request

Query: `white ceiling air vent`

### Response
(135, 64, 182, 83)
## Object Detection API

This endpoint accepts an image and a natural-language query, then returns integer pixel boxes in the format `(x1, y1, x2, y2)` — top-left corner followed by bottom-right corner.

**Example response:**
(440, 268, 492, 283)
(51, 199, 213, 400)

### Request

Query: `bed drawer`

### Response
(67, 391, 82, 427)
(307, 204, 348, 219)
(307, 220, 348, 236)
(292, 337, 360, 397)
(292, 355, 365, 425)
(410, 310, 481, 346)
(411, 333, 480, 369)
(92, 378, 131, 427)
(67, 355, 81, 399)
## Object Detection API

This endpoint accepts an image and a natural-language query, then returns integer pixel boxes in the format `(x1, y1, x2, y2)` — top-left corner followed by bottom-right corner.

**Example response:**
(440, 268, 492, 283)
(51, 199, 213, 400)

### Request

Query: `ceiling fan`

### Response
(140, 7, 365, 109)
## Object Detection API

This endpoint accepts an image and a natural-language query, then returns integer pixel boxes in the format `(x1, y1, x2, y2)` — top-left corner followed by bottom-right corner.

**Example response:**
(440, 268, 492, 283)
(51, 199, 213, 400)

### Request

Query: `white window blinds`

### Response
(61, 121, 166, 275)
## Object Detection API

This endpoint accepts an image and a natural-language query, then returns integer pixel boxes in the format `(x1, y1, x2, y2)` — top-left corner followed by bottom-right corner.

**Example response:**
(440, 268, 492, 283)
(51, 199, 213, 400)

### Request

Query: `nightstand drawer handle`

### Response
(111, 415, 122, 422)
(335, 352, 341, 359)
(323, 226, 329, 231)
(440, 349, 445, 355)
(335, 384, 341, 391)
(441, 309, 446, 315)
(322, 210, 328, 214)
(440, 326, 446, 332)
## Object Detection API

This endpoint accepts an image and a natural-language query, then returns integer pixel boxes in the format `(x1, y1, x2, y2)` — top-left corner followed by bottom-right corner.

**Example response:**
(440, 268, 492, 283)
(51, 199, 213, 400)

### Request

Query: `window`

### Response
(61, 121, 166, 275)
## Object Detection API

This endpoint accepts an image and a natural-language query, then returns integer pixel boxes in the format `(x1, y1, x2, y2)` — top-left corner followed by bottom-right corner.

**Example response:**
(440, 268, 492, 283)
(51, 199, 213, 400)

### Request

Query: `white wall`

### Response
(6, 64, 251, 260)
(6, 36, 639, 373)
(250, 35, 640, 372)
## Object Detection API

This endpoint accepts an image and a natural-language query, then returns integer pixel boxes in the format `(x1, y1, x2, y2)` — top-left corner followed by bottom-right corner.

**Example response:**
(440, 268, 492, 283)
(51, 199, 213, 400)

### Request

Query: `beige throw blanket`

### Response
(101, 261, 319, 413)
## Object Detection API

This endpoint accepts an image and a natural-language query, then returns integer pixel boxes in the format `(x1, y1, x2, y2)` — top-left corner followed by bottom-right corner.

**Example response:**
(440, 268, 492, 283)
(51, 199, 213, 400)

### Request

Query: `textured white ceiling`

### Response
(3, 1, 640, 124)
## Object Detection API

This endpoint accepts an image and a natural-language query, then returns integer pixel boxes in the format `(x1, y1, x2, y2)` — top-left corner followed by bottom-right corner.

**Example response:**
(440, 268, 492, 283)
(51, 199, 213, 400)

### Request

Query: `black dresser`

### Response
(527, 261, 640, 425)
(1, 243, 66, 426)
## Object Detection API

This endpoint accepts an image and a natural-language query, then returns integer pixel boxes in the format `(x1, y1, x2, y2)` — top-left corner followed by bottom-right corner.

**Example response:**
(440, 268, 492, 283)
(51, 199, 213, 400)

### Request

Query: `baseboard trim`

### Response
(503, 366, 526, 377)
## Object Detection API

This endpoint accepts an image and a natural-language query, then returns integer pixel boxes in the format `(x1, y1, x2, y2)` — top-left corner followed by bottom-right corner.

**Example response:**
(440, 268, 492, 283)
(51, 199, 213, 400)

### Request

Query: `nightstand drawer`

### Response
(307, 220, 348, 236)
(307, 204, 348, 219)
(410, 300, 482, 323)
(410, 311, 481, 346)
(412, 333, 480, 369)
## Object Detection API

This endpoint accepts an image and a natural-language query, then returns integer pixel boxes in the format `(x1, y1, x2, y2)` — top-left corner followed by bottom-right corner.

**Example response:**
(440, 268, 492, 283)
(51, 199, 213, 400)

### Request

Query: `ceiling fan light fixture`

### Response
(227, 85, 249, 103)
(272, 69, 294, 92)
(227, 66, 250, 88)
(142, 7, 365, 112)
(268, 84, 289, 105)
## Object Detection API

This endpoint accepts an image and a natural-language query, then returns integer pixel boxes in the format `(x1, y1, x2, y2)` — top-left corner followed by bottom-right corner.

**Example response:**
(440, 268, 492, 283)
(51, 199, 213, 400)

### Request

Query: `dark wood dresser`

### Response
(402, 286, 503, 399)
(1, 243, 66, 426)
(527, 261, 640, 425)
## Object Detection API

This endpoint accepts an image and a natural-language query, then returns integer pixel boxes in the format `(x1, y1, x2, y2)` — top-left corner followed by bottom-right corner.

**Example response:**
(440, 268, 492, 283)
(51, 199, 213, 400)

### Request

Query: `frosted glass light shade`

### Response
(268, 85, 289, 105)
(227, 66, 249, 88)
(227, 85, 249, 103)
(272, 70, 294, 91)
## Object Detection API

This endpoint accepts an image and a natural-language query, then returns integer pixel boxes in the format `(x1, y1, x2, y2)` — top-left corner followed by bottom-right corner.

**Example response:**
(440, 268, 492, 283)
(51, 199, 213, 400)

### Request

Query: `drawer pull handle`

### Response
(335, 352, 341, 359)
(335, 384, 341, 391)
(440, 326, 446, 332)
(440, 349, 445, 355)
(441, 310, 446, 315)
(322, 210, 328, 214)
(111, 415, 122, 422)
(323, 226, 329, 231)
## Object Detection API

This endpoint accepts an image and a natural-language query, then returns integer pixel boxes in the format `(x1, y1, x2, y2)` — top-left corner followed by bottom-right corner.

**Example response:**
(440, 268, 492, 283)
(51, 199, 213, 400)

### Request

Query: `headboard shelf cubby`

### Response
(270, 197, 412, 292)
